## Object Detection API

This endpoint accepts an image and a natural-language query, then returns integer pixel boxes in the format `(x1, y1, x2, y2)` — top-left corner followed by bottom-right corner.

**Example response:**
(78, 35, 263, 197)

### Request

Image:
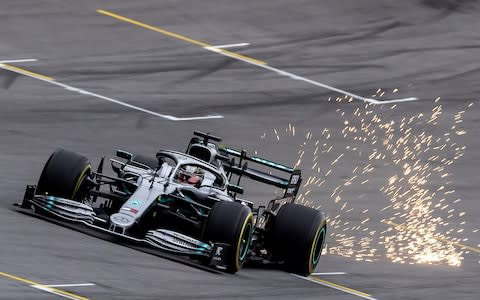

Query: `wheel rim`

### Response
(239, 222, 253, 261)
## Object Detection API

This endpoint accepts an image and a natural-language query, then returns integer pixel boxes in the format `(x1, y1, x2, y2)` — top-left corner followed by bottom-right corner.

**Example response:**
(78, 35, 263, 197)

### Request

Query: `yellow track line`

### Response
(436, 236, 480, 253)
(291, 274, 376, 300)
(0, 63, 54, 81)
(309, 276, 373, 298)
(0, 271, 88, 300)
(383, 220, 480, 254)
(96, 9, 267, 66)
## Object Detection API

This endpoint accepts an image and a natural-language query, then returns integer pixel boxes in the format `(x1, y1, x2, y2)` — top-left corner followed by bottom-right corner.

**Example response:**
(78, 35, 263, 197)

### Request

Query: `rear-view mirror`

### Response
(116, 149, 133, 161)
(227, 184, 244, 195)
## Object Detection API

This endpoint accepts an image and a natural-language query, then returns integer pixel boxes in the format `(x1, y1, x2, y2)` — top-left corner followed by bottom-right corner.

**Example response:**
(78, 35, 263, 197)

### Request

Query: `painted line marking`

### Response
(0, 63, 223, 121)
(383, 220, 480, 254)
(33, 283, 96, 288)
(205, 46, 418, 105)
(211, 43, 250, 49)
(0, 63, 54, 81)
(0, 271, 89, 300)
(311, 272, 348, 276)
(96, 9, 266, 65)
(0, 58, 38, 64)
(31, 285, 86, 300)
(96, 9, 418, 105)
(292, 274, 377, 300)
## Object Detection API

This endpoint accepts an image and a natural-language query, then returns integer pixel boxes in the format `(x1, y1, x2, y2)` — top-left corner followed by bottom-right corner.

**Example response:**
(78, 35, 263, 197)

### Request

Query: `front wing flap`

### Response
(30, 195, 96, 223)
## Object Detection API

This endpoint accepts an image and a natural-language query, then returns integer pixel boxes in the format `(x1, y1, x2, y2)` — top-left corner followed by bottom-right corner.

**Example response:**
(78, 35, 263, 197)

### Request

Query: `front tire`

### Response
(203, 201, 253, 273)
(36, 149, 92, 201)
(273, 203, 327, 276)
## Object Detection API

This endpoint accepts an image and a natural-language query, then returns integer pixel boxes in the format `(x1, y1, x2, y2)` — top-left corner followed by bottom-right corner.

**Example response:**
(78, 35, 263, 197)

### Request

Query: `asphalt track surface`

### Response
(1, 0, 479, 299)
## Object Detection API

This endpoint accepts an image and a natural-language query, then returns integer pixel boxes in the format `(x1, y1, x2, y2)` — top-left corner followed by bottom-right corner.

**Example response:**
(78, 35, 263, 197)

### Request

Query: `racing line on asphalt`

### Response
(96, 9, 419, 105)
(291, 274, 378, 300)
(0, 62, 224, 121)
(0, 271, 90, 300)
(0, 58, 38, 64)
(211, 43, 251, 49)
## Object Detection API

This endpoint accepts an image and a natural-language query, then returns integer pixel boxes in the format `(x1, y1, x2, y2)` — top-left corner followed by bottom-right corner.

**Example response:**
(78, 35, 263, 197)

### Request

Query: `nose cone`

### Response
(110, 212, 135, 229)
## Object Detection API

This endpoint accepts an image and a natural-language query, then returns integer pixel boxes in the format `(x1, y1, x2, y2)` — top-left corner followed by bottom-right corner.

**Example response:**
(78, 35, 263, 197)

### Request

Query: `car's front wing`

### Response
(18, 185, 230, 271)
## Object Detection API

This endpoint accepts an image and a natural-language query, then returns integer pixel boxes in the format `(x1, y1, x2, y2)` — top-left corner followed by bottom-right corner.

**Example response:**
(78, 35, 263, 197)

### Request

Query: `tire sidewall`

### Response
(204, 201, 253, 273)
(273, 203, 327, 275)
(36, 149, 91, 201)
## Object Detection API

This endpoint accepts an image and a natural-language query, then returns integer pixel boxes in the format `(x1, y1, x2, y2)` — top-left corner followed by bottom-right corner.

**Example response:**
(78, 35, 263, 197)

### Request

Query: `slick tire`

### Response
(273, 203, 327, 276)
(204, 201, 253, 273)
(36, 149, 92, 201)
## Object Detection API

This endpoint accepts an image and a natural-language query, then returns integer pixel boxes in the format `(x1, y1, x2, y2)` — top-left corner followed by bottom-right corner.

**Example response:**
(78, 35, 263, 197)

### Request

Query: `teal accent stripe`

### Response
(251, 157, 294, 172)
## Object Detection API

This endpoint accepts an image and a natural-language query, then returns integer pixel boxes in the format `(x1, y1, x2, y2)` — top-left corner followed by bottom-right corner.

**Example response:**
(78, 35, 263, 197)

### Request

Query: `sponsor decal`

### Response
(211, 244, 227, 263)
(290, 174, 300, 184)
(131, 199, 142, 206)
(286, 187, 296, 195)
(121, 207, 138, 214)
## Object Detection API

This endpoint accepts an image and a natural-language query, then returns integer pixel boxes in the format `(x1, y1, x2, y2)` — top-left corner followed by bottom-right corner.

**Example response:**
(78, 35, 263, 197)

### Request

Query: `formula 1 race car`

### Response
(18, 131, 327, 275)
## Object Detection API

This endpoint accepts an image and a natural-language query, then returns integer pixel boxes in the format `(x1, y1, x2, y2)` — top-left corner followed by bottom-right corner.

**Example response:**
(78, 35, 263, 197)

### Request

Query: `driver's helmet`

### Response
(176, 165, 204, 187)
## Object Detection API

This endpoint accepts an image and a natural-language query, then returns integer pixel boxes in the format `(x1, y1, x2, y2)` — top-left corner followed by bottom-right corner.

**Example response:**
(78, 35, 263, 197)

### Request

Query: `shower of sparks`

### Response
(257, 93, 477, 267)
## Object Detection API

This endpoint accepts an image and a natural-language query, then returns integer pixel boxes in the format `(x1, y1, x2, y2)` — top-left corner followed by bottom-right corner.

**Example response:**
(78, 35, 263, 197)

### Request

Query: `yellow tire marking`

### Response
(308, 221, 326, 274)
(235, 213, 253, 270)
(383, 220, 480, 254)
(0, 63, 54, 81)
(0, 271, 89, 300)
(72, 164, 92, 199)
(96, 9, 267, 66)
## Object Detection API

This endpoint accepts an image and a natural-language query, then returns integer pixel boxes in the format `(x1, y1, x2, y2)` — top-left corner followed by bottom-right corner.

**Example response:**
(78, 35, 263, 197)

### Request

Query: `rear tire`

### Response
(204, 201, 253, 273)
(36, 149, 92, 201)
(273, 203, 327, 275)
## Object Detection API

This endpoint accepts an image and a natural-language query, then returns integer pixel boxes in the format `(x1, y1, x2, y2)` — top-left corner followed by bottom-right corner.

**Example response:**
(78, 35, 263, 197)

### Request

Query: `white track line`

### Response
(0, 63, 223, 121)
(291, 274, 377, 300)
(211, 43, 250, 49)
(30, 285, 84, 300)
(205, 46, 418, 105)
(0, 58, 37, 64)
(38, 283, 96, 288)
(367, 97, 418, 104)
(311, 272, 348, 276)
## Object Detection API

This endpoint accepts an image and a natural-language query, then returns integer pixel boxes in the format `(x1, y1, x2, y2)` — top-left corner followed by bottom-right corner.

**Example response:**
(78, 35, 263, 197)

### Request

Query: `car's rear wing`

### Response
(221, 147, 302, 198)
